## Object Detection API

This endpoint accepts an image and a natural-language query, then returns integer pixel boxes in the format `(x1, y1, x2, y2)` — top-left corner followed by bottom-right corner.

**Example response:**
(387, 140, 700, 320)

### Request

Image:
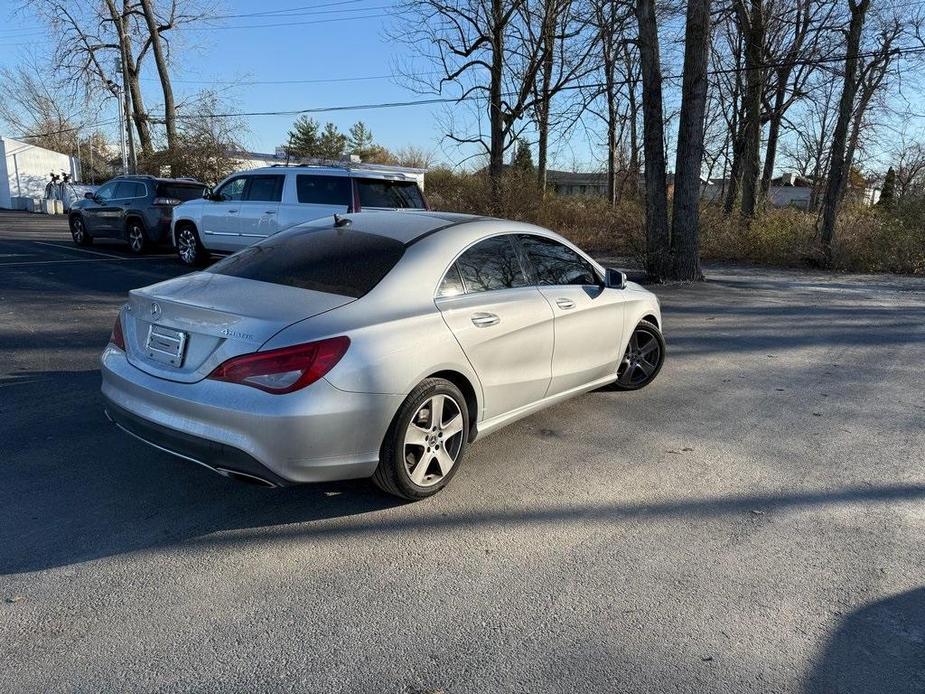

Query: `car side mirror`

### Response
(605, 268, 627, 289)
(84, 192, 95, 200)
(202, 188, 213, 200)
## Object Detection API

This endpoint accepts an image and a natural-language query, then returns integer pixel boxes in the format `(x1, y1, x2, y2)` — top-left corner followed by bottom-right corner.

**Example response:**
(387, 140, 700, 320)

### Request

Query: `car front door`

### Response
(237, 174, 284, 243)
(201, 175, 247, 251)
(82, 181, 118, 236)
(435, 234, 554, 421)
(519, 234, 625, 395)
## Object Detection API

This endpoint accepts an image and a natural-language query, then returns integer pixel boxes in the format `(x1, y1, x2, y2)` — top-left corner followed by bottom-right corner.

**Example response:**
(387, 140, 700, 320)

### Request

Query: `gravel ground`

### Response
(1, 211, 923, 693)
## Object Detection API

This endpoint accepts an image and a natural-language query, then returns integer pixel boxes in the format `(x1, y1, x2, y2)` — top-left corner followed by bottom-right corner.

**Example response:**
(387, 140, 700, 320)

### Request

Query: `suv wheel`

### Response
(373, 378, 470, 500)
(126, 220, 147, 254)
(176, 225, 208, 266)
(70, 216, 92, 246)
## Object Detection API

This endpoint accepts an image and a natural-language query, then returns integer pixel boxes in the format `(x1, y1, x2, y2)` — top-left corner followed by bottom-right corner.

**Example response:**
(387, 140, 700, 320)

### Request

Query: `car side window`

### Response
(94, 182, 117, 201)
(437, 264, 465, 297)
(296, 175, 350, 205)
(216, 177, 247, 201)
(519, 234, 599, 286)
(455, 235, 528, 293)
(244, 175, 284, 202)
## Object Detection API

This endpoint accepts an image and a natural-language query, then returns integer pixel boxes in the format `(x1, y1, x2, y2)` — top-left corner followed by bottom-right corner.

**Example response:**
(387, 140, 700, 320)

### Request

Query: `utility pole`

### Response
(112, 78, 128, 175)
(115, 58, 136, 173)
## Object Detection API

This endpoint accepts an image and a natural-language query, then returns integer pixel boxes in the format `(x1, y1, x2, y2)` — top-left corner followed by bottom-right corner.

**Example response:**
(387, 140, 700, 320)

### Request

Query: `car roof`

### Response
(113, 175, 204, 185)
(244, 165, 420, 181)
(301, 211, 489, 245)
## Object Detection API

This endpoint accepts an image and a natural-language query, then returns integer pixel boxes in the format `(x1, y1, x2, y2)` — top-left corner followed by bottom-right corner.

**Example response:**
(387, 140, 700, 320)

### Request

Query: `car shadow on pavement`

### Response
(0, 369, 407, 576)
(804, 587, 925, 693)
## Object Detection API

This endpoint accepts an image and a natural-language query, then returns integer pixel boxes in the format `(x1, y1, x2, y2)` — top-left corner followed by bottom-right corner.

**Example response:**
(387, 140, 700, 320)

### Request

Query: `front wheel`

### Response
(372, 378, 470, 500)
(611, 320, 665, 391)
(70, 216, 92, 246)
(126, 220, 148, 254)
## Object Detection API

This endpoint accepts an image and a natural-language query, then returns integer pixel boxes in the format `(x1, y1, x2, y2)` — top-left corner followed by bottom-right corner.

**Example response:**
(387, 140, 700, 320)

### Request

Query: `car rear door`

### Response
(519, 234, 625, 395)
(237, 174, 284, 243)
(435, 234, 554, 420)
(277, 173, 351, 229)
(201, 175, 247, 251)
(354, 177, 426, 210)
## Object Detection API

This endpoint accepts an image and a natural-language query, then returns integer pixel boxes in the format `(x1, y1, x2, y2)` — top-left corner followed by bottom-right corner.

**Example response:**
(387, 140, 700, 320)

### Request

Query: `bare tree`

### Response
(819, 0, 870, 263)
(735, 0, 766, 219)
(670, 0, 712, 281)
(634, 0, 670, 279)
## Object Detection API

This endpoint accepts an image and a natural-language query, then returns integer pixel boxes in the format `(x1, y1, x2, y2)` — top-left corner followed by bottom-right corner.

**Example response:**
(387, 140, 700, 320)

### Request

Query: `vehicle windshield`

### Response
(207, 227, 405, 298)
(356, 178, 426, 209)
(158, 183, 206, 201)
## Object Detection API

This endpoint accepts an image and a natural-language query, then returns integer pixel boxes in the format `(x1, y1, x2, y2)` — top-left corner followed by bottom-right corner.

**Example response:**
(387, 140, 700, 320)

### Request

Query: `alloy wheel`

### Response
(178, 229, 198, 264)
(403, 394, 465, 487)
(128, 224, 145, 253)
(617, 327, 662, 387)
(71, 219, 85, 243)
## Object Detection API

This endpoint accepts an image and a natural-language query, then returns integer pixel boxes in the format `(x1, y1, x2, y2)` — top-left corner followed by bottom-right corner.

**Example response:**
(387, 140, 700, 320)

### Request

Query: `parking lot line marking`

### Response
(0, 257, 168, 267)
(33, 241, 127, 259)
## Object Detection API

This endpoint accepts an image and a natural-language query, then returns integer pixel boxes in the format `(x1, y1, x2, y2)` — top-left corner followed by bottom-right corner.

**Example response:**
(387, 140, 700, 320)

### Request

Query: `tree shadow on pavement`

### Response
(805, 587, 925, 693)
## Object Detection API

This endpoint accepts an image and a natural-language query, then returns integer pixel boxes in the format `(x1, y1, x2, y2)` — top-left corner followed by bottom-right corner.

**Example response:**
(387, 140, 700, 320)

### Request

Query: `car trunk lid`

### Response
(122, 272, 353, 383)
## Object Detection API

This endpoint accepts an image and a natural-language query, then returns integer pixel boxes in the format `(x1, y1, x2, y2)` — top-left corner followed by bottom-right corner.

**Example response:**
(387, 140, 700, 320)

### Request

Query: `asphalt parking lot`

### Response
(1, 210, 924, 693)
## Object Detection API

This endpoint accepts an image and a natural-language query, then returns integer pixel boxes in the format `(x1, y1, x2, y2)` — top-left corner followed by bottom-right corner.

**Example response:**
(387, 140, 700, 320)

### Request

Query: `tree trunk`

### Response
(723, 32, 744, 215)
(104, 0, 153, 158)
(761, 80, 789, 193)
(669, 0, 711, 281)
(635, 0, 670, 280)
(139, 0, 178, 175)
(536, 1, 557, 191)
(819, 0, 869, 264)
(738, 0, 764, 220)
(603, 16, 617, 206)
(488, 0, 506, 208)
(624, 42, 640, 199)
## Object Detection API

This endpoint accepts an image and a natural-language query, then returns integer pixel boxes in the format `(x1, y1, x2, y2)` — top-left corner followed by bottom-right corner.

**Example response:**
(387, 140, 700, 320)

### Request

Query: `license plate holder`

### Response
(146, 324, 187, 367)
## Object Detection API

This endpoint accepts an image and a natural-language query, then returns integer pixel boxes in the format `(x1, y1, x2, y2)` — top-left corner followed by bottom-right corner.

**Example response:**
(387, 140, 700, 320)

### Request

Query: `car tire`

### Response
(69, 216, 92, 246)
(176, 224, 209, 266)
(372, 377, 470, 500)
(126, 219, 148, 254)
(610, 320, 666, 391)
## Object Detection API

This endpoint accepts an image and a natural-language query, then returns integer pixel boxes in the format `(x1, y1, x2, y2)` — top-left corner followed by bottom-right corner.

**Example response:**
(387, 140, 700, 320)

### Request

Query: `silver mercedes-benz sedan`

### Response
(102, 211, 664, 499)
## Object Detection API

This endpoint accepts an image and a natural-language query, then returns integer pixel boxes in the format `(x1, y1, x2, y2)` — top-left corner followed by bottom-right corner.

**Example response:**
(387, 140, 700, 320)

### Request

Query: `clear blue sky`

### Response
(0, 1, 465, 163)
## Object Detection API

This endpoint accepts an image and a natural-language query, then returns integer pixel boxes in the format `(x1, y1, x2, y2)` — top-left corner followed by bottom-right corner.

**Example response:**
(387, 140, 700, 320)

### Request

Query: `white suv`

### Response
(171, 165, 428, 265)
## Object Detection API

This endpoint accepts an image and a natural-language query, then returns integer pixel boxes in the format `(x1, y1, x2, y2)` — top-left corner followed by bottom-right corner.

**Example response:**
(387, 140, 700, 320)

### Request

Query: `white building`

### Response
(0, 136, 82, 209)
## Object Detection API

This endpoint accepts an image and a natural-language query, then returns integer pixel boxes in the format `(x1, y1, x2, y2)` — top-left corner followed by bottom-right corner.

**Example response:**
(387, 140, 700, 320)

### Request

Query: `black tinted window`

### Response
(297, 175, 350, 205)
(245, 175, 284, 202)
(520, 235, 598, 286)
(437, 265, 465, 297)
(456, 236, 527, 293)
(356, 179, 425, 209)
(208, 228, 405, 298)
(158, 183, 206, 201)
(114, 181, 144, 198)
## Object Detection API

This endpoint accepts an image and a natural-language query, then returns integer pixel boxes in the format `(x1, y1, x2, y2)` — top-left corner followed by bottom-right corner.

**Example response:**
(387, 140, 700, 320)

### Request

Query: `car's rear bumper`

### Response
(101, 345, 401, 484)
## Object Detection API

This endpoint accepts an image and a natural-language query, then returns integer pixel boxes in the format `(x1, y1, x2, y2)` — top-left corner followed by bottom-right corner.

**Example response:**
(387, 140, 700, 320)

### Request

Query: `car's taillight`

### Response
(109, 314, 126, 350)
(152, 197, 182, 206)
(207, 336, 350, 394)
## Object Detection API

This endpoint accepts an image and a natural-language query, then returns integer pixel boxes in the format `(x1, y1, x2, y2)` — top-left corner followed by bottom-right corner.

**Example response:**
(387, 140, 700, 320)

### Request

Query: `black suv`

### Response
(69, 175, 207, 253)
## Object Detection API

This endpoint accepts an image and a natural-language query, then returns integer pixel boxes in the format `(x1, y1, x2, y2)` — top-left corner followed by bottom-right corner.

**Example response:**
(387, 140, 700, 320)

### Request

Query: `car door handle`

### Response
(555, 298, 576, 310)
(228, 209, 238, 214)
(264, 210, 276, 215)
(471, 312, 500, 327)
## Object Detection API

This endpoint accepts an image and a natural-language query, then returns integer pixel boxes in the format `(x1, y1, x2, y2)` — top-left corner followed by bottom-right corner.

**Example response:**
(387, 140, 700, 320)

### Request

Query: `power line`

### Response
(141, 44, 925, 122)
(177, 10, 395, 31)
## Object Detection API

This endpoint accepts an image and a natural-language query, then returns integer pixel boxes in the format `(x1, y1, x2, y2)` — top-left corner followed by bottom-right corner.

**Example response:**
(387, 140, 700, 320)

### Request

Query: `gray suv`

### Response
(69, 175, 207, 253)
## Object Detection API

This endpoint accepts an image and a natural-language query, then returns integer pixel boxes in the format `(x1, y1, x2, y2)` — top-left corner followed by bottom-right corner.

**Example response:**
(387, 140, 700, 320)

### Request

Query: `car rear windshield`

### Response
(356, 179, 426, 209)
(207, 228, 406, 298)
(157, 183, 206, 201)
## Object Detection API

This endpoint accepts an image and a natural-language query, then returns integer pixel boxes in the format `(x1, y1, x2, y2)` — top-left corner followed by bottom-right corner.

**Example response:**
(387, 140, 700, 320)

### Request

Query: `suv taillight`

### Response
(153, 197, 182, 206)
(207, 337, 350, 394)
(109, 314, 126, 350)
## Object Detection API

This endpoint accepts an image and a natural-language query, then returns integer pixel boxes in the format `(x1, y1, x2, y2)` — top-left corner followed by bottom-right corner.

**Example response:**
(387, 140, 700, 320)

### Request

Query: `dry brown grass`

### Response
(426, 170, 925, 275)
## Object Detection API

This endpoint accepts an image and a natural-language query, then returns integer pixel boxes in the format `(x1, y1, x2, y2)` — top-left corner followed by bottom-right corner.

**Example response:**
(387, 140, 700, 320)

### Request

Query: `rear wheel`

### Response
(126, 220, 147, 254)
(372, 378, 469, 500)
(612, 320, 665, 391)
(70, 216, 92, 246)
(176, 224, 208, 266)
